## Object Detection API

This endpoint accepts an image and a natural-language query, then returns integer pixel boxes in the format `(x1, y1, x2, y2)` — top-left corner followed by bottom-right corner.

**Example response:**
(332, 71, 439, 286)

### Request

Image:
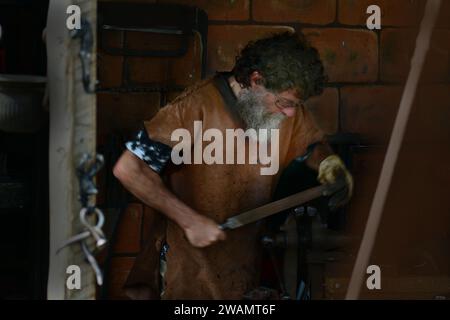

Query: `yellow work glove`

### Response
(318, 155, 353, 210)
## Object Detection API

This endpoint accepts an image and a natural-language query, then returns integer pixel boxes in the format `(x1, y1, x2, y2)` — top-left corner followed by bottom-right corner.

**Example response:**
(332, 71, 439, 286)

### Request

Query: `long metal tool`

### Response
(219, 181, 345, 230)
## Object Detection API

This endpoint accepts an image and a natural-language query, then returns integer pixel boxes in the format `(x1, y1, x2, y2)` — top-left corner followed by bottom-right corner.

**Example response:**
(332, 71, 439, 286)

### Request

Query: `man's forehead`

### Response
(277, 88, 303, 101)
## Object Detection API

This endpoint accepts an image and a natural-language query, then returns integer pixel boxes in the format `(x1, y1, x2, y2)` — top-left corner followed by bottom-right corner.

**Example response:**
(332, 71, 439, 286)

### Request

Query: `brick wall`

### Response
(97, 0, 450, 299)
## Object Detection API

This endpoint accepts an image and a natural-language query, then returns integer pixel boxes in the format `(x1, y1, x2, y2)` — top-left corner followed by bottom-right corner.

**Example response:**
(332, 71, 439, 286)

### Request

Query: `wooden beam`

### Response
(47, 0, 97, 300)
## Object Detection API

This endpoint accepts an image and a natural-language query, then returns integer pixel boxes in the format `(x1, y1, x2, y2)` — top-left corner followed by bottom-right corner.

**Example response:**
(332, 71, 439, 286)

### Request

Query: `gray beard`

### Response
(235, 88, 286, 142)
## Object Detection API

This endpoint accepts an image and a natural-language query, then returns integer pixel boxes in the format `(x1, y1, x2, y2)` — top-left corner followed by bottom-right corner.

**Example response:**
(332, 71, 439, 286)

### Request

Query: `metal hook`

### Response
(58, 152, 107, 286)
(56, 230, 91, 254)
(80, 207, 107, 248)
(57, 208, 107, 252)
(76, 154, 104, 207)
(70, 17, 96, 93)
(81, 241, 103, 286)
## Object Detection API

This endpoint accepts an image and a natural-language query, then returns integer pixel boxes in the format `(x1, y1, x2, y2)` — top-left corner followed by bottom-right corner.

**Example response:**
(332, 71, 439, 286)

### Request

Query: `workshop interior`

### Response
(0, 0, 449, 300)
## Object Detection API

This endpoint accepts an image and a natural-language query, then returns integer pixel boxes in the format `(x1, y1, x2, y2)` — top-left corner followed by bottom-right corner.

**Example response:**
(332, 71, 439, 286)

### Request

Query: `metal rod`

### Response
(102, 24, 185, 35)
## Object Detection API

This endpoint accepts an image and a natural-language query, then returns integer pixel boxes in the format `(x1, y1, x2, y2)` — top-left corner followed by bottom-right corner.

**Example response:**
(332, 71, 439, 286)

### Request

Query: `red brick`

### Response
(304, 88, 339, 134)
(126, 57, 168, 84)
(97, 92, 160, 135)
(97, 29, 125, 89)
(406, 84, 450, 144)
(126, 32, 203, 86)
(158, 0, 250, 20)
(389, 148, 450, 241)
(114, 203, 143, 254)
(126, 32, 186, 53)
(345, 191, 375, 241)
(380, 28, 416, 83)
(373, 153, 450, 278)
(98, 54, 124, 88)
(253, 0, 336, 25)
(339, 0, 423, 27)
(100, 29, 124, 50)
(423, 30, 450, 83)
(207, 25, 295, 73)
(381, 29, 450, 83)
(340, 86, 403, 144)
(351, 147, 386, 195)
(345, 147, 386, 236)
(303, 28, 378, 83)
(343, 147, 384, 241)
(107, 257, 136, 299)
(338, 87, 450, 288)
(345, 85, 450, 243)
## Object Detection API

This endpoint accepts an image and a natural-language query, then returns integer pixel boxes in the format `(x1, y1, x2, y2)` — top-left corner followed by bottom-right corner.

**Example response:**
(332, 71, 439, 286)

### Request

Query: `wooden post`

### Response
(47, 0, 97, 300)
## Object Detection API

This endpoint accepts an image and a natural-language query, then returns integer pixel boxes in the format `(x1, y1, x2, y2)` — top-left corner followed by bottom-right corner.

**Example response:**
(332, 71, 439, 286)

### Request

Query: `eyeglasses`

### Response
(274, 95, 304, 110)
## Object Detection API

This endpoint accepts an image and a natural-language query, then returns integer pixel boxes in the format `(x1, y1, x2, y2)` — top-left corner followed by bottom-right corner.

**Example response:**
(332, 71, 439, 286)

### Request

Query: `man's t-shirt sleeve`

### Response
(125, 96, 202, 174)
(125, 128, 173, 174)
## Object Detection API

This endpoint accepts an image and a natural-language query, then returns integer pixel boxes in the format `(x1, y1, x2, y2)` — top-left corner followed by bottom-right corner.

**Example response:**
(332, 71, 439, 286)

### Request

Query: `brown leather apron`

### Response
(124, 73, 324, 299)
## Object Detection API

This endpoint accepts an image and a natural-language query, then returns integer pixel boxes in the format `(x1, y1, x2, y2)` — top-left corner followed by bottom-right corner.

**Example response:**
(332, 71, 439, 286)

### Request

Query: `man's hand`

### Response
(114, 151, 226, 248)
(318, 154, 353, 210)
(184, 214, 227, 248)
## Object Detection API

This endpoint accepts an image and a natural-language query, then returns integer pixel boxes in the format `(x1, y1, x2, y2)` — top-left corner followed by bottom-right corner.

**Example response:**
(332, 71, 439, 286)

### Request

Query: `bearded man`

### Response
(113, 32, 353, 299)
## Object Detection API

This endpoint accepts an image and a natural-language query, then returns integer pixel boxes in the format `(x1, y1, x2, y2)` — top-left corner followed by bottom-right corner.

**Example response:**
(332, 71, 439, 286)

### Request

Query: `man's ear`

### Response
(249, 71, 264, 88)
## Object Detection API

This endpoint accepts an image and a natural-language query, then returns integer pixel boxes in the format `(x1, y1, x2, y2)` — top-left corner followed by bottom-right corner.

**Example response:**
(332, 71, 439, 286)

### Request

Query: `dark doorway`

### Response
(0, 0, 49, 299)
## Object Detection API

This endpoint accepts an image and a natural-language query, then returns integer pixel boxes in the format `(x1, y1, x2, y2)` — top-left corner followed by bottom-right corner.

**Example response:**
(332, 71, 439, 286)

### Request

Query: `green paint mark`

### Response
(349, 51, 359, 62)
(382, 38, 396, 64)
(324, 49, 337, 65)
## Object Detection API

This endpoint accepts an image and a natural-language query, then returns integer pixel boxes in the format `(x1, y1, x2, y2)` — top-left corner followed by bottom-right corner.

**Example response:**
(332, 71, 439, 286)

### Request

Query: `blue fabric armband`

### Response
(125, 129, 172, 174)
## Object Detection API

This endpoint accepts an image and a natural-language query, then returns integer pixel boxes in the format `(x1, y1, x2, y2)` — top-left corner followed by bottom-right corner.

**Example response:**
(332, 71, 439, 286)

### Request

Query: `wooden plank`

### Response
(47, 0, 73, 300)
(47, 0, 97, 300)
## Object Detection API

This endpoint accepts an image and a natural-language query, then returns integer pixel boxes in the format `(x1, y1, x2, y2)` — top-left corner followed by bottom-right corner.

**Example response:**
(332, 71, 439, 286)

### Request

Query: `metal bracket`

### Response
(58, 153, 106, 286)
(76, 153, 104, 208)
(70, 17, 96, 93)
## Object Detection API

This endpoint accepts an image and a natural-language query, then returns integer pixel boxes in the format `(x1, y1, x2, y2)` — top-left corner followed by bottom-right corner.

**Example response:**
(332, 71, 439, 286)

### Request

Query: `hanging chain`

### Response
(57, 153, 107, 286)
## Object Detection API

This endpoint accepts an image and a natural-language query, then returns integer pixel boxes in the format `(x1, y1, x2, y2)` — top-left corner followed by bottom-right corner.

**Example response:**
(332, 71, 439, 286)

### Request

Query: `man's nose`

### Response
(280, 107, 296, 117)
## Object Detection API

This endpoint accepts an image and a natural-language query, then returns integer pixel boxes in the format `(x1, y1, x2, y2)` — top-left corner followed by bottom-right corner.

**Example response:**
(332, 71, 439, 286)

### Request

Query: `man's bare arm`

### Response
(113, 150, 226, 247)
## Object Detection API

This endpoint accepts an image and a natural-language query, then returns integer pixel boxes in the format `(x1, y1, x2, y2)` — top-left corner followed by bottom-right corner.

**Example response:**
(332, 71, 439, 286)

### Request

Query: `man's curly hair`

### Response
(232, 32, 326, 100)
